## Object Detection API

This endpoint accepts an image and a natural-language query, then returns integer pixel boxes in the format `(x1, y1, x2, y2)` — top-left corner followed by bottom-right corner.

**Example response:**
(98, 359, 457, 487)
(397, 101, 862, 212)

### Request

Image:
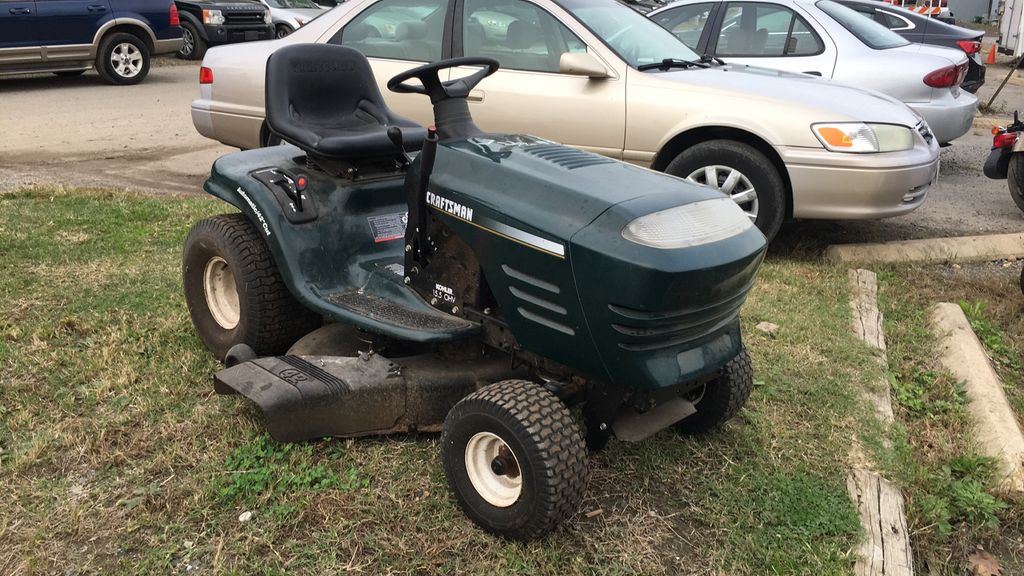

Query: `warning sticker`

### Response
(367, 212, 408, 243)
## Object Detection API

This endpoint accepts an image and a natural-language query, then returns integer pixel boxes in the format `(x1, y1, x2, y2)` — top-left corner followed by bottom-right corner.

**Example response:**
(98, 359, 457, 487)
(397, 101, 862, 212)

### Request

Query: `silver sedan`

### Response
(649, 0, 977, 143)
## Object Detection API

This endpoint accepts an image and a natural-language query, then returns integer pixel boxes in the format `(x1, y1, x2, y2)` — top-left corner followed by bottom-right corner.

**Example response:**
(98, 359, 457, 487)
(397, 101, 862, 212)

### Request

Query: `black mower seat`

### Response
(265, 44, 426, 160)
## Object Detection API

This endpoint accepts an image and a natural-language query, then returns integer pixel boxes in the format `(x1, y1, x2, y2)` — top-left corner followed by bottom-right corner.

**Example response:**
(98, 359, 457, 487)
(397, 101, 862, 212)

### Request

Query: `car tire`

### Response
(275, 24, 293, 39)
(178, 22, 207, 61)
(1008, 153, 1024, 214)
(182, 213, 321, 361)
(665, 140, 787, 242)
(441, 380, 587, 541)
(53, 70, 86, 77)
(674, 347, 753, 435)
(95, 33, 150, 85)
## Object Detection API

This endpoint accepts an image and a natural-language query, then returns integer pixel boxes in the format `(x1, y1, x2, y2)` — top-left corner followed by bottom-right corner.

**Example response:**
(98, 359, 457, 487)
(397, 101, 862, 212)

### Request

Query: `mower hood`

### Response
(427, 134, 767, 389)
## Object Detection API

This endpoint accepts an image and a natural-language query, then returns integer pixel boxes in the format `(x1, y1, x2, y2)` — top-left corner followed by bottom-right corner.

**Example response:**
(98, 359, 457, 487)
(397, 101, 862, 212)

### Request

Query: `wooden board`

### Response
(849, 269, 894, 423)
(847, 469, 914, 576)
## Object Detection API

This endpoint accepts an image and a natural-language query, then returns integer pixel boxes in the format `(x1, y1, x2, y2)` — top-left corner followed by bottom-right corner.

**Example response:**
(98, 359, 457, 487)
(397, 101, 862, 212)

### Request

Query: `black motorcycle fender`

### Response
(984, 147, 1012, 180)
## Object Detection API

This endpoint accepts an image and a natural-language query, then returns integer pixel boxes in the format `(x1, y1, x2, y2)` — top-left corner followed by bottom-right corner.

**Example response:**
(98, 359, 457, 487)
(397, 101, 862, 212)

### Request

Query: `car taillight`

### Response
(956, 39, 981, 55)
(923, 63, 967, 88)
(940, 0, 948, 6)
(993, 130, 1019, 149)
(200, 66, 213, 84)
(169, 2, 179, 26)
(923, 65, 957, 87)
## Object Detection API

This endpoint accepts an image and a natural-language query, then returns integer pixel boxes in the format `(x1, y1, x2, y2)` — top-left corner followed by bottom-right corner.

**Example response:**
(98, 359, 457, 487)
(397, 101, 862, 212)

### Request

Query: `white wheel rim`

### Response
(203, 256, 240, 330)
(686, 164, 758, 221)
(110, 42, 143, 78)
(465, 432, 522, 507)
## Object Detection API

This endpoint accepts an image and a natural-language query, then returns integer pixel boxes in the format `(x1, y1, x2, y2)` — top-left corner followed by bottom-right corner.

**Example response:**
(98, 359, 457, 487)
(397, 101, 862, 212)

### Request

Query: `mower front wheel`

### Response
(674, 347, 753, 435)
(441, 380, 587, 541)
(183, 213, 320, 361)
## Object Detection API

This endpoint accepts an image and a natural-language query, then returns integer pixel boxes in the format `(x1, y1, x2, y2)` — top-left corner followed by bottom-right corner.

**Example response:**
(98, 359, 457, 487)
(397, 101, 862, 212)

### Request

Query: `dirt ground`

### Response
(1, 54, 1023, 244)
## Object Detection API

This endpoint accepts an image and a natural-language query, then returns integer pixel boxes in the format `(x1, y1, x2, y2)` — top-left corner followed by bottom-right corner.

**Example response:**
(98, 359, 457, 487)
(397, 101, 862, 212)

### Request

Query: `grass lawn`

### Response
(0, 187, 935, 575)
(877, 262, 1024, 574)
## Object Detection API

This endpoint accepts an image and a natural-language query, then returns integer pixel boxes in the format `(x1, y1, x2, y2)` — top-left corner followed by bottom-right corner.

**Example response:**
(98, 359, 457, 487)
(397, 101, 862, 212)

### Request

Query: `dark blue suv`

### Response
(0, 0, 183, 84)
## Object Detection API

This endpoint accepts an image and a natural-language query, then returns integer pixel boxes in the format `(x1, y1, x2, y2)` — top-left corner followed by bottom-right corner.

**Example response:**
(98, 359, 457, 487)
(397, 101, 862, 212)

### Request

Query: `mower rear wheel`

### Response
(674, 347, 753, 435)
(183, 213, 320, 361)
(441, 380, 587, 541)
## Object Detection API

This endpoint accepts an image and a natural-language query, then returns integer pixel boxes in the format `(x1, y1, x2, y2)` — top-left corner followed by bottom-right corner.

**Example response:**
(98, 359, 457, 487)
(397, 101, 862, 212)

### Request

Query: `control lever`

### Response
(271, 174, 303, 212)
(387, 126, 413, 164)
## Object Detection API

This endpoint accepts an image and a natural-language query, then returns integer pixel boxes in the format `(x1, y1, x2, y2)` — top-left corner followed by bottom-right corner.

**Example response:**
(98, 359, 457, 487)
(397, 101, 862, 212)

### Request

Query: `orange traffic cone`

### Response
(986, 44, 997, 65)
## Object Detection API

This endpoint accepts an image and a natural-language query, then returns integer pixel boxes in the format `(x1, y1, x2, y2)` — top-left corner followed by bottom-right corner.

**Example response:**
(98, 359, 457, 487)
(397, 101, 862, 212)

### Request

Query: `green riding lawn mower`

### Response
(182, 43, 767, 540)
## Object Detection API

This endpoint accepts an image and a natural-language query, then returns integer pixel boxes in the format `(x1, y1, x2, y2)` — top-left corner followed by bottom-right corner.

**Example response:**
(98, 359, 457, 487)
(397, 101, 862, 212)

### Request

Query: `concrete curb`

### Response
(931, 303, 1024, 493)
(825, 233, 1024, 265)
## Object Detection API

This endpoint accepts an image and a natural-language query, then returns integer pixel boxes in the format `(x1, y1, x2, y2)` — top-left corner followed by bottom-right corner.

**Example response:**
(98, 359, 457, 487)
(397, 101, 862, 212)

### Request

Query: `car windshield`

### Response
(264, 0, 320, 8)
(556, 0, 700, 68)
(816, 0, 908, 49)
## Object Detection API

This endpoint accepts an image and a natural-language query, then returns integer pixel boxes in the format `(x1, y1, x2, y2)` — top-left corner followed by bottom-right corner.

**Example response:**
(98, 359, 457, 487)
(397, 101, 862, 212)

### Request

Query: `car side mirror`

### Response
(559, 52, 610, 78)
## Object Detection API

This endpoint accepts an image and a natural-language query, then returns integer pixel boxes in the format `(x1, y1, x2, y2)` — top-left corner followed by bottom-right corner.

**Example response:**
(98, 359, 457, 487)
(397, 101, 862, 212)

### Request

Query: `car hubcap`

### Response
(182, 29, 194, 55)
(110, 43, 142, 78)
(203, 256, 240, 330)
(276, 28, 289, 38)
(465, 432, 522, 507)
(685, 165, 758, 221)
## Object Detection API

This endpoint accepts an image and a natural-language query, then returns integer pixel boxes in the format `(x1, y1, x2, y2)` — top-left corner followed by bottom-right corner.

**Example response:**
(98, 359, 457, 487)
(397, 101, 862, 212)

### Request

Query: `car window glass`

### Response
(559, 0, 700, 67)
(815, 0, 909, 49)
(651, 3, 715, 50)
(330, 0, 445, 62)
(717, 2, 822, 57)
(878, 10, 908, 29)
(462, 0, 585, 73)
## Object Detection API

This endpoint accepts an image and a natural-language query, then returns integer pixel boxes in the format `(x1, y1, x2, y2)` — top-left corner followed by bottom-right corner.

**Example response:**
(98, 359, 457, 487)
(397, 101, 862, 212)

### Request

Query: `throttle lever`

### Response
(387, 126, 412, 164)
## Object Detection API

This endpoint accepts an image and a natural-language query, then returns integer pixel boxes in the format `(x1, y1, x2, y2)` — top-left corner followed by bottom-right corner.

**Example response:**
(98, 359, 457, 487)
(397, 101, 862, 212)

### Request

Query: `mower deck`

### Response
(214, 349, 523, 442)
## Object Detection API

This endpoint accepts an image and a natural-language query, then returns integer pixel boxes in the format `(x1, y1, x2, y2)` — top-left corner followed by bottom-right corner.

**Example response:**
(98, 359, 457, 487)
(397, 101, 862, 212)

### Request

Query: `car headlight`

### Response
(812, 123, 915, 153)
(622, 197, 754, 249)
(202, 9, 225, 25)
(264, 10, 272, 24)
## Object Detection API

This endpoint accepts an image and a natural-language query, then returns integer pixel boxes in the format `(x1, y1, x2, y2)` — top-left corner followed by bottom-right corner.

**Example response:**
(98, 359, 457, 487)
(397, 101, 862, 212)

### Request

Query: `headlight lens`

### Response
(812, 123, 915, 153)
(202, 9, 225, 25)
(264, 9, 272, 23)
(622, 197, 754, 249)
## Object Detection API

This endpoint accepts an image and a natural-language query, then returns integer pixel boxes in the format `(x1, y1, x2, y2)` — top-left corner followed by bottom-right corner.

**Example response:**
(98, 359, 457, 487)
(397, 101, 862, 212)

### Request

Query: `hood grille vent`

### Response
(523, 144, 615, 170)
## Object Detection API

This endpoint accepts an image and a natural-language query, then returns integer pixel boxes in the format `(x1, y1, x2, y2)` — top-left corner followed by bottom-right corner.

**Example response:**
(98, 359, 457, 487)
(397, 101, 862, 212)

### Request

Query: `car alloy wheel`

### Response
(685, 165, 758, 222)
(181, 28, 195, 57)
(110, 42, 143, 79)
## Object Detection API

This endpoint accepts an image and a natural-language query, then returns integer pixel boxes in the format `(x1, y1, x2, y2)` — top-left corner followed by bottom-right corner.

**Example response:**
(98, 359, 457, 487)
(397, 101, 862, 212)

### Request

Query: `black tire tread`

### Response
(184, 213, 320, 358)
(443, 380, 587, 541)
(1008, 153, 1024, 213)
(178, 22, 207, 61)
(675, 347, 753, 434)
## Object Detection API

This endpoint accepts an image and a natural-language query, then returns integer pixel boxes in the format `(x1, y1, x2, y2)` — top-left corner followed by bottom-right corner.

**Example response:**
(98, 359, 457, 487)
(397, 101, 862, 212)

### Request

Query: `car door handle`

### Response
(803, 70, 822, 76)
(467, 90, 484, 102)
(87, 4, 107, 11)
(8, 7, 32, 14)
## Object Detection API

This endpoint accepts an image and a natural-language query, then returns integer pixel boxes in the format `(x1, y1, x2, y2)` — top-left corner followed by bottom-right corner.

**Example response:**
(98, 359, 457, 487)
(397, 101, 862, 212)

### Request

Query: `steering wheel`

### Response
(387, 57, 500, 105)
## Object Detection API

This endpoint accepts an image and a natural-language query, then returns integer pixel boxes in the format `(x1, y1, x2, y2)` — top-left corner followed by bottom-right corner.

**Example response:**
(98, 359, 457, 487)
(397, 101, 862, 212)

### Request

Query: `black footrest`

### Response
(325, 289, 477, 334)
